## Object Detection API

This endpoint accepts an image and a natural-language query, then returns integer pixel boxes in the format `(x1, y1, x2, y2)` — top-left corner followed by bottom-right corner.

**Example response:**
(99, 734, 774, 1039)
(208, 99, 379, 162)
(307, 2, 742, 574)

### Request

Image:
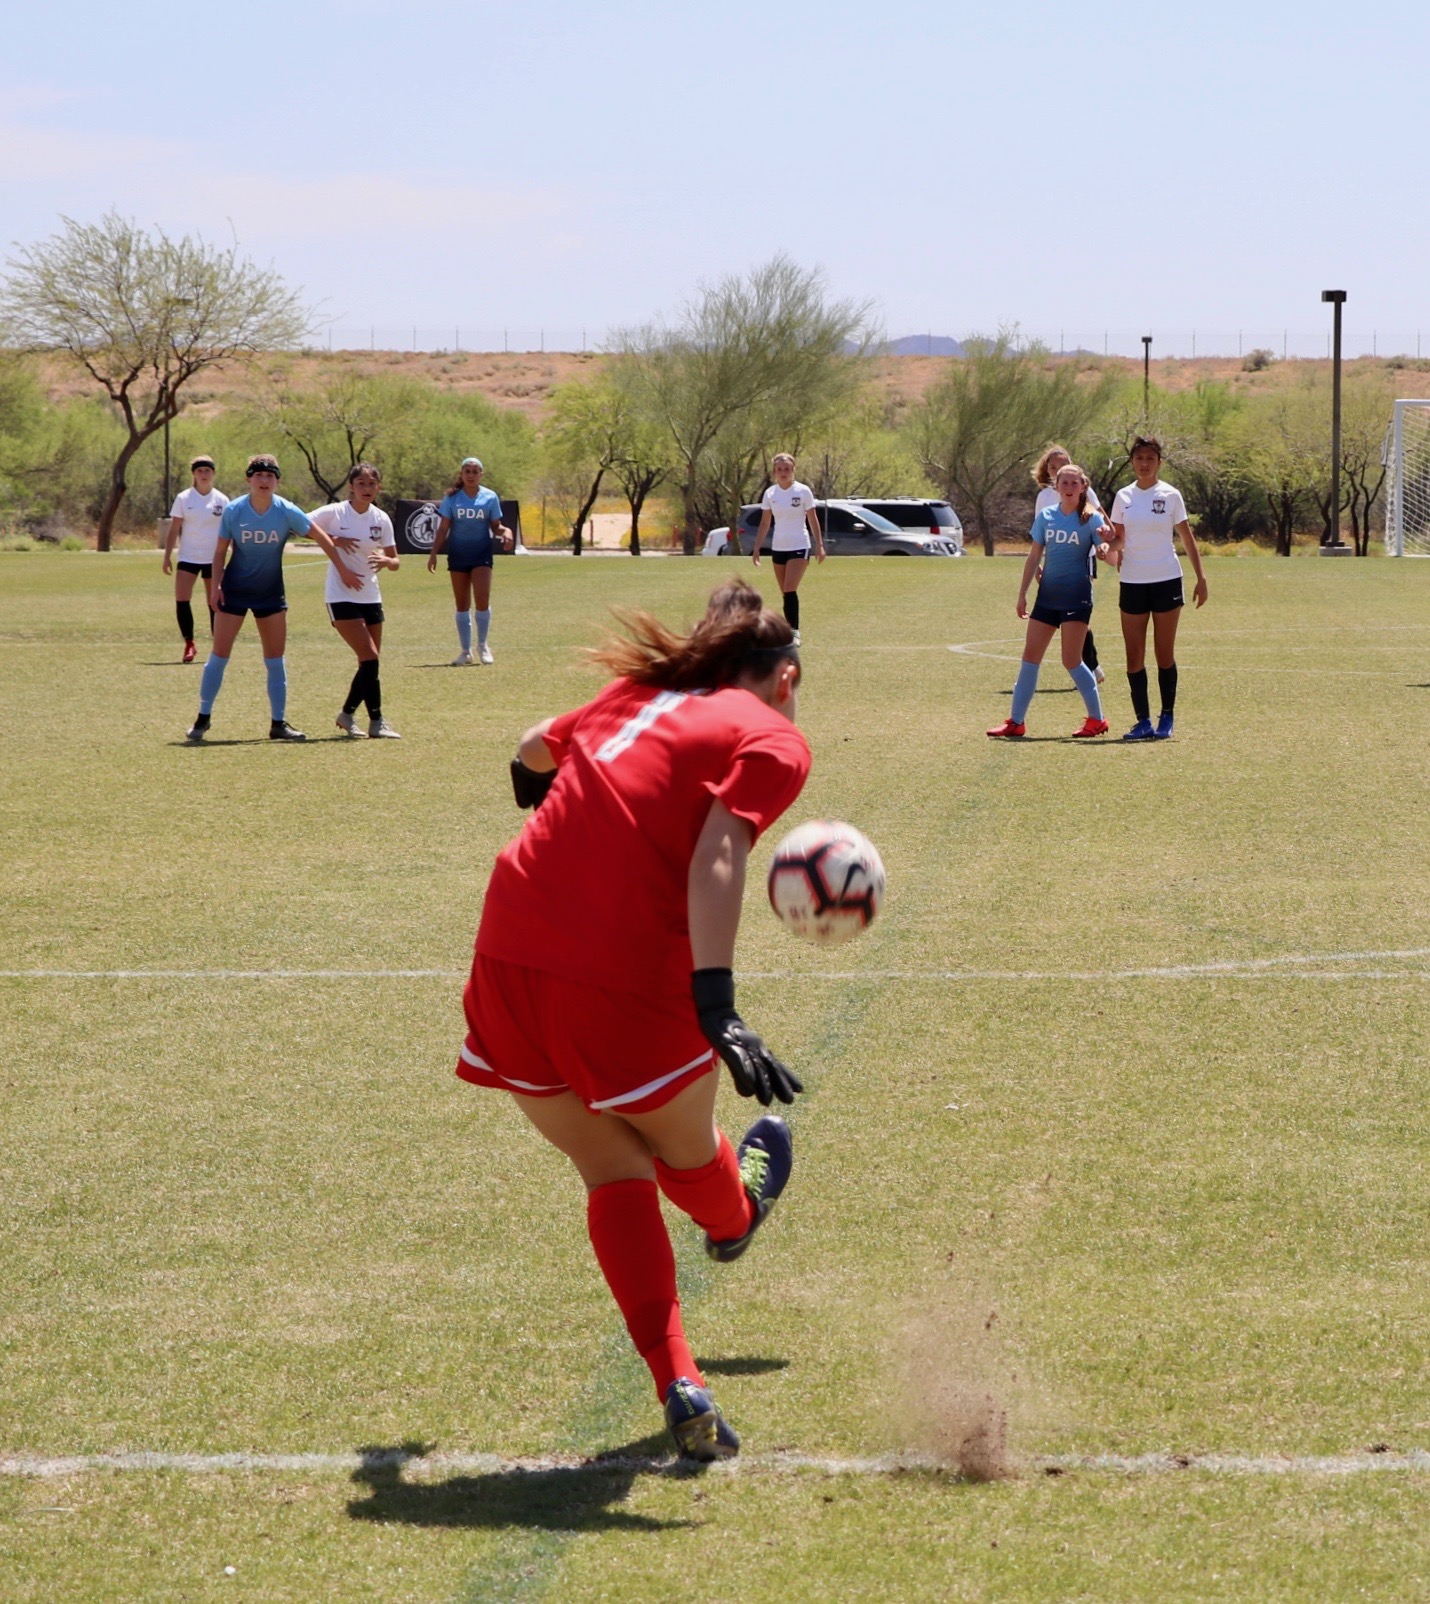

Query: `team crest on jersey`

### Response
(1152, 498, 1166, 514)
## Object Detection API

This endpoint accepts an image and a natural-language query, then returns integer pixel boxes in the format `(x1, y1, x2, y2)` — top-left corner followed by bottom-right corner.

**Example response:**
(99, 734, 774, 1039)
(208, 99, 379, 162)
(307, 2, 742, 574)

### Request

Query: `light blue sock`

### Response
(475, 608, 491, 647)
(1010, 659, 1041, 724)
(1069, 661, 1103, 719)
(264, 655, 287, 721)
(198, 653, 229, 714)
(455, 611, 473, 651)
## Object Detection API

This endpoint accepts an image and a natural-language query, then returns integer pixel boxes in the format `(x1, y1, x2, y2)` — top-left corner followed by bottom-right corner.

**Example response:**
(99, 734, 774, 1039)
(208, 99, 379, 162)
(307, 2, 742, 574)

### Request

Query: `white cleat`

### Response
(1094, 665, 1106, 685)
(792, 629, 802, 647)
(451, 649, 474, 666)
(478, 643, 494, 664)
(335, 710, 367, 738)
(368, 717, 401, 739)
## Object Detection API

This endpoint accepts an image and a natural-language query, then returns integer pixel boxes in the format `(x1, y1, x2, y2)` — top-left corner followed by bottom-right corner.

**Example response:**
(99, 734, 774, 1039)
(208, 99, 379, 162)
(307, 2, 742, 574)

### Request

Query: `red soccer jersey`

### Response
(477, 678, 811, 995)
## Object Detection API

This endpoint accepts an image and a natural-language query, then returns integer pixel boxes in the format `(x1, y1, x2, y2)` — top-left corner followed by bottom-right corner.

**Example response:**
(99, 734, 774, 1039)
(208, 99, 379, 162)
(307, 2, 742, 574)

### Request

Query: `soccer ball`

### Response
(767, 820, 886, 946)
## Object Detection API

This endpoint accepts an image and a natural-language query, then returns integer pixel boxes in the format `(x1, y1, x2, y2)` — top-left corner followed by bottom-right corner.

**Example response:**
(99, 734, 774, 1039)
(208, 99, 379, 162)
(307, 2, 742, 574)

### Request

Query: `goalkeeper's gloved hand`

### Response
(510, 756, 556, 809)
(691, 967, 802, 1107)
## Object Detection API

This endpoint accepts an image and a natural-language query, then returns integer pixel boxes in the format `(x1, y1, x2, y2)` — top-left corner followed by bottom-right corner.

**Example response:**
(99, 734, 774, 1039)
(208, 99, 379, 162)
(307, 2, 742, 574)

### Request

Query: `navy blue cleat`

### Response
(1122, 717, 1156, 742)
(704, 1115, 793, 1263)
(664, 1377, 740, 1461)
(1154, 712, 1175, 740)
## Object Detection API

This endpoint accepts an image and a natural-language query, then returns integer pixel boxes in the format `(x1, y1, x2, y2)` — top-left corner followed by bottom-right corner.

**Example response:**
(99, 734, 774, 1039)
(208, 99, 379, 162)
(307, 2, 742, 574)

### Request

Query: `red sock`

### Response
(587, 1179, 701, 1399)
(654, 1132, 754, 1244)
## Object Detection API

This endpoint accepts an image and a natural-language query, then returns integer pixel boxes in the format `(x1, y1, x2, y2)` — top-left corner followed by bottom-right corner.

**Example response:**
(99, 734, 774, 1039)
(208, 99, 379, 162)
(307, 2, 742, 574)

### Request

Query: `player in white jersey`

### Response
(751, 454, 823, 644)
(161, 456, 229, 663)
(1105, 437, 1208, 741)
(1032, 445, 1104, 684)
(310, 463, 402, 739)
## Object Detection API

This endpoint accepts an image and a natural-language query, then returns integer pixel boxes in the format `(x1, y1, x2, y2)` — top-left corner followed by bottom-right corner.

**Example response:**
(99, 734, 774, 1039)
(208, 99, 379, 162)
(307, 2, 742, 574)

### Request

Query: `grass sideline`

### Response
(1, 551, 1427, 1602)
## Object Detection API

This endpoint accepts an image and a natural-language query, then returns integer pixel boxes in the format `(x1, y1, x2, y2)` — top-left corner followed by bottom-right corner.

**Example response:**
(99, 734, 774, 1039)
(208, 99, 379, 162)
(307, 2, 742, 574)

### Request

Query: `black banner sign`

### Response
(393, 499, 522, 555)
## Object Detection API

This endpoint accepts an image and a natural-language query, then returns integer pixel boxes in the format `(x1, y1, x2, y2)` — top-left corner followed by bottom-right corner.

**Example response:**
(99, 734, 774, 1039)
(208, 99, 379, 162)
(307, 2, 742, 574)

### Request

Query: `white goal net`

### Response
(1383, 399, 1430, 555)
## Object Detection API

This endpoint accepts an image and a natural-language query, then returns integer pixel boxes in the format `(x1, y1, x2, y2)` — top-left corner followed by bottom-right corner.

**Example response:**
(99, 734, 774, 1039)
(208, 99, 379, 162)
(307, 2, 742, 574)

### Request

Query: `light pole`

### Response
(1321, 291, 1347, 549)
(1141, 335, 1153, 421)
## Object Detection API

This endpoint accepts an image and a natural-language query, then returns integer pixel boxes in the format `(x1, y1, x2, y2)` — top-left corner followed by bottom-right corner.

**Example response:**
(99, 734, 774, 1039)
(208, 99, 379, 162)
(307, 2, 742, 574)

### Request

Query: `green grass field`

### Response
(1, 549, 1427, 1602)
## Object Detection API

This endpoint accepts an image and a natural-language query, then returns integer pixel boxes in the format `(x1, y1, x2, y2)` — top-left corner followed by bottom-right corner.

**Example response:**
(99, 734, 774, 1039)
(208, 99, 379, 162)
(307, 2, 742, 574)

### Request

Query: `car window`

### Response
(859, 502, 925, 529)
(928, 504, 960, 527)
(822, 506, 855, 534)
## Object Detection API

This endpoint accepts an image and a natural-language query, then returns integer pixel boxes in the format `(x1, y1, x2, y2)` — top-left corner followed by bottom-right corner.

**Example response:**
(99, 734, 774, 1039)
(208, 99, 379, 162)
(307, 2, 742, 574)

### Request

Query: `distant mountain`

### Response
(886, 334, 966, 357)
(843, 334, 967, 357)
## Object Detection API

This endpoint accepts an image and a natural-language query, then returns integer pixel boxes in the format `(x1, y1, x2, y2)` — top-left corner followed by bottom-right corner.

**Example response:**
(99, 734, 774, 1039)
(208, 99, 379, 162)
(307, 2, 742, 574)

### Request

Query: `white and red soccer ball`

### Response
(767, 820, 886, 946)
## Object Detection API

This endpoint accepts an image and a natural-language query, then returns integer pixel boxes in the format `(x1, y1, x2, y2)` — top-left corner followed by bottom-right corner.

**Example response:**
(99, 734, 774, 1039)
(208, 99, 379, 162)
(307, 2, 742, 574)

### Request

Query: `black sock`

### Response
(361, 659, 382, 719)
(1082, 629, 1098, 671)
(343, 665, 365, 716)
(176, 600, 194, 641)
(1128, 668, 1150, 721)
(783, 589, 800, 629)
(1157, 663, 1178, 716)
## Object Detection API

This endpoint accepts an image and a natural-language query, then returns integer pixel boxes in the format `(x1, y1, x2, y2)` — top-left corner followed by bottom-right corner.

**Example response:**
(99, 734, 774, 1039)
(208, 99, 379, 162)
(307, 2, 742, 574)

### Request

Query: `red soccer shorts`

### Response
(457, 953, 716, 1115)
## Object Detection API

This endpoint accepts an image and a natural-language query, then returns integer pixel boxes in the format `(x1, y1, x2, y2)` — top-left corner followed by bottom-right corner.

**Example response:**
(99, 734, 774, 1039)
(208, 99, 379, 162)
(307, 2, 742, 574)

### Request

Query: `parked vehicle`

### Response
(849, 498, 964, 553)
(705, 501, 962, 557)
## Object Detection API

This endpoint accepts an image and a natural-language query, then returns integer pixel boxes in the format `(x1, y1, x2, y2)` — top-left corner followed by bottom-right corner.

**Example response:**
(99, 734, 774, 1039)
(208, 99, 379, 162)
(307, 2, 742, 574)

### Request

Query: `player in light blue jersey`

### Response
(988, 464, 1112, 739)
(428, 456, 512, 664)
(185, 453, 351, 744)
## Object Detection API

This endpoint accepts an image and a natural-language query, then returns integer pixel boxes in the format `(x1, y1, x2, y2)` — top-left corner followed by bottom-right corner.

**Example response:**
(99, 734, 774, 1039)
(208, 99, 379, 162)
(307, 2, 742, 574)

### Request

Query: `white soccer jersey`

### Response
(762, 481, 817, 552)
(169, 486, 230, 563)
(311, 500, 395, 604)
(1111, 480, 1188, 584)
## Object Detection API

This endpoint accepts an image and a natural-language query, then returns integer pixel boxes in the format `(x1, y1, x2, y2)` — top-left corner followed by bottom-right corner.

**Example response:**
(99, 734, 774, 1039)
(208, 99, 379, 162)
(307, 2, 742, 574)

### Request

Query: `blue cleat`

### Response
(704, 1115, 793, 1263)
(1154, 712, 1175, 740)
(1122, 718, 1156, 742)
(665, 1377, 740, 1461)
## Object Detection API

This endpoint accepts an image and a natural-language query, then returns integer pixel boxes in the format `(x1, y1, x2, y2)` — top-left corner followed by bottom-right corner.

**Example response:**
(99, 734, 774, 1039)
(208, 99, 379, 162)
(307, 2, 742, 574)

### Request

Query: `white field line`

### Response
(0, 1447, 1425, 1480)
(3, 950, 1429, 984)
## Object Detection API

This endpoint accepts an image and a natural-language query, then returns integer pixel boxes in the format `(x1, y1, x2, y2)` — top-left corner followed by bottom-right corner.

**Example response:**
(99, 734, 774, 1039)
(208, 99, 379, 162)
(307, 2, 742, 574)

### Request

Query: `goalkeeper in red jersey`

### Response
(457, 577, 810, 1461)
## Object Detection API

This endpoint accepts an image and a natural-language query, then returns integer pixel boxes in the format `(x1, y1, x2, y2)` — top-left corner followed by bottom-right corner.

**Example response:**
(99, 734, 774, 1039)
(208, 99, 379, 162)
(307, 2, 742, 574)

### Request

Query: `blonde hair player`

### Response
(1032, 445, 1105, 686)
(1105, 437, 1208, 741)
(751, 453, 823, 645)
(458, 577, 809, 1461)
(988, 463, 1113, 739)
(162, 456, 229, 663)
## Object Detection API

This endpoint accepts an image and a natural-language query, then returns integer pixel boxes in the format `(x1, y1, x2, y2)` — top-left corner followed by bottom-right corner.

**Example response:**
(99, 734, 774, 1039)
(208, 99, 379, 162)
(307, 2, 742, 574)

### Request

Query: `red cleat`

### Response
(182, 640, 197, 663)
(1072, 717, 1109, 738)
(986, 718, 1026, 738)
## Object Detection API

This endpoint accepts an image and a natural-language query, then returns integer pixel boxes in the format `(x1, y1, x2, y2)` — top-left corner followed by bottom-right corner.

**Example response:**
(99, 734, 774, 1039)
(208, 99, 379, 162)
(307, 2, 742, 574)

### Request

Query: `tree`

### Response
(619, 256, 870, 553)
(1226, 394, 1315, 556)
(0, 213, 306, 548)
(909, 334, 1117, 553)
(1339, 384, 1391, 556)
(250, 370, 424, 503)
(543, 379, 626, 553)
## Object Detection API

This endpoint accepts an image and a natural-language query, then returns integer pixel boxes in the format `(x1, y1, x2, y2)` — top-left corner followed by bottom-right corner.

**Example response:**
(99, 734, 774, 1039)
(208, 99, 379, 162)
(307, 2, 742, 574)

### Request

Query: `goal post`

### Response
(1383, 399, 1430, 555)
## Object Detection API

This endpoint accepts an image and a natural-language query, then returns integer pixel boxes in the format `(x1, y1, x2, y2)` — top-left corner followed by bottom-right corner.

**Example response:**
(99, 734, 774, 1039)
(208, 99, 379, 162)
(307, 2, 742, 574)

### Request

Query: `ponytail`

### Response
(589, 576, 796, 690)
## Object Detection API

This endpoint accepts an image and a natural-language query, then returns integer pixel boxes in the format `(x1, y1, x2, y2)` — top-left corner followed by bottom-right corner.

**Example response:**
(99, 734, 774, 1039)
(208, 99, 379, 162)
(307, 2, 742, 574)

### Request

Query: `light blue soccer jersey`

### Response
(218, 495, 311, 599)
(438, 486, 503, 564)
(1031, 506, 1104, 611)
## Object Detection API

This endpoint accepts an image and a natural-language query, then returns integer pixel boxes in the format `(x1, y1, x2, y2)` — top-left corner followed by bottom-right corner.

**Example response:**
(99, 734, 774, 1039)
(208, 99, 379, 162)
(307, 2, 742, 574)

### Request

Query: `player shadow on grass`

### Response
(167, 735, 352, 747)
(696, 1356, 789, 1376)
(345, 1435, 699, 1534)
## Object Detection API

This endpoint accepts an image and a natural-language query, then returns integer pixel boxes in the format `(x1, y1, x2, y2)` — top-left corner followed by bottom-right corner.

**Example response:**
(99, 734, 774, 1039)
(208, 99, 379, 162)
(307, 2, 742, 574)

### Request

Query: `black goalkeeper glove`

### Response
(691, 967, 802, 1107)
(510, 756, 556, 809)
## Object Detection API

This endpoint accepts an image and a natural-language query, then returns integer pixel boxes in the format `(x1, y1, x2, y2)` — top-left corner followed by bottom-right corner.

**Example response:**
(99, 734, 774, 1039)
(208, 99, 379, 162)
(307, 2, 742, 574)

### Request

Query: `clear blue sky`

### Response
(3, 0, 1426, 355)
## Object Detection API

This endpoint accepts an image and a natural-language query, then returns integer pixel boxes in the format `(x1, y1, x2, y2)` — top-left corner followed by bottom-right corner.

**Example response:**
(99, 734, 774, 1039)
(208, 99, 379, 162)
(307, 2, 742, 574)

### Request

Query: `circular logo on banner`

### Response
(404, 501, 441, 552)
